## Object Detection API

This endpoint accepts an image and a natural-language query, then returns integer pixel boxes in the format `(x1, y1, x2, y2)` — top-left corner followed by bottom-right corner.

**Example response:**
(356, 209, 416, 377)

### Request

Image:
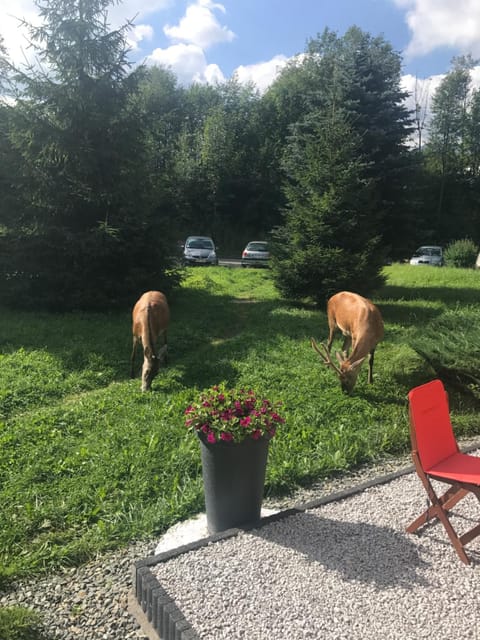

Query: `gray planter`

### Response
(198, 435, 270, 534)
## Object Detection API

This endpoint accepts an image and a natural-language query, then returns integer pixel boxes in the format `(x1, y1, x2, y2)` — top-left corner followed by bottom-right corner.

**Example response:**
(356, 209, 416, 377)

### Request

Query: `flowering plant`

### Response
(184, 383, 285, 444)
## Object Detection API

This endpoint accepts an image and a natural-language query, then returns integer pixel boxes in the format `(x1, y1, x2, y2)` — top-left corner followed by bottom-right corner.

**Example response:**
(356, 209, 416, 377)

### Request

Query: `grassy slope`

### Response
(1, 264, 479, 582)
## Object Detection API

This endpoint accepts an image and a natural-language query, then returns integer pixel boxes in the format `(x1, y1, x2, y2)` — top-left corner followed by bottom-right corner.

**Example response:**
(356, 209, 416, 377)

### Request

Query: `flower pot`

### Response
(198, 435, 270, 534)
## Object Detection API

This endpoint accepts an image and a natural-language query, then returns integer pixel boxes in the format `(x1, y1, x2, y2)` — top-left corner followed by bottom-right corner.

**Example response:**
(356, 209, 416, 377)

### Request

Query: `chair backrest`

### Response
(408, 379, 458, 470)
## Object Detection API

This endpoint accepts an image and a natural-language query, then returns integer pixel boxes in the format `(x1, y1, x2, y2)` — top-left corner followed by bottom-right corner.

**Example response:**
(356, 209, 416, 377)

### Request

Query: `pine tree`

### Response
(271, 27, 413, 301)
(2, 0, 177, 310)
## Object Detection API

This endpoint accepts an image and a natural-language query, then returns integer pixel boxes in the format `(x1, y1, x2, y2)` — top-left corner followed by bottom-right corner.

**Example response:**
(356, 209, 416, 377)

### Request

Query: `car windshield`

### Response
(415, 247, 441, 256)
(187, 238, 214, 249)
(416, 247, 441, 256)
(247, 242, 268, 251)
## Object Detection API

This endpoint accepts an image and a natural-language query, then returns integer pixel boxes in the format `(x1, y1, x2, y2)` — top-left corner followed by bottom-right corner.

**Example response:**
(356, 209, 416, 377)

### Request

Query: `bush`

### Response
(443, 238, 478, 268)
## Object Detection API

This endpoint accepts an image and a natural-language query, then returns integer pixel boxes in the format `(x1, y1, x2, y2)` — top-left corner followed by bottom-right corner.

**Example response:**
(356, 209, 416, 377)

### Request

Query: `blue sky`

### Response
(2, 0, 480, 94)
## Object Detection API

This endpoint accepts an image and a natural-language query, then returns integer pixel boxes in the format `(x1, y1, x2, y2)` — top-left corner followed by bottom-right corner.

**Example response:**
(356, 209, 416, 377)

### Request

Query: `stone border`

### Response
(129, 441, 480, 640)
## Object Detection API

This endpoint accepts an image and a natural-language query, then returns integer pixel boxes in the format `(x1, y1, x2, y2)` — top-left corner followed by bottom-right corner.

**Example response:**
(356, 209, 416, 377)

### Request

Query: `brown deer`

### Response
(311, 291, 384, 394)
(131, 291, 170, 391)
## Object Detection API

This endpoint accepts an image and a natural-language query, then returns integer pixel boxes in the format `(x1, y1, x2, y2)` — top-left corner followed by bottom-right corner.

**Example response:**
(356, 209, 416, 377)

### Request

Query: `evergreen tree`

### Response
(1, 0, 178, 310)
(271, 27, 413, 302)
(422, 56, 480, 243)
(273, 108, 384, 303)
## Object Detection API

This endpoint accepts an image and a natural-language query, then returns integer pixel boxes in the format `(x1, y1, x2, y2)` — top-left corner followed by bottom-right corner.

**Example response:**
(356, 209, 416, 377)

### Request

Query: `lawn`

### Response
(1, 263, 479, 584)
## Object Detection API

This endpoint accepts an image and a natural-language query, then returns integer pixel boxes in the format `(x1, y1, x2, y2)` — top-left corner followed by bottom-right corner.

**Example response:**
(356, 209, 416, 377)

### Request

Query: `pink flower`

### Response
(202, 401, 211, 407)
(201, 424, 209, 433)
(251, 429, 262, 440)
(184, 405, 194, 415)
(185, 418, 193, 427)
(240, 416, 251, 427)
(220, 432, 233, 442)
(207, 432, 216, 443)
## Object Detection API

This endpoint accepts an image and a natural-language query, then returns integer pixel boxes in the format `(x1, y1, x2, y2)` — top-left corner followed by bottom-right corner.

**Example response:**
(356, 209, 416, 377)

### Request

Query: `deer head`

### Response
(311, 338, 365, 395)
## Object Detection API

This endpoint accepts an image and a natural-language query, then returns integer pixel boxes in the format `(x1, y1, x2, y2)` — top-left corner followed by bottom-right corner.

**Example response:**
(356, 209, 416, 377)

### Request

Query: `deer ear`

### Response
(349, 357, 366, 371)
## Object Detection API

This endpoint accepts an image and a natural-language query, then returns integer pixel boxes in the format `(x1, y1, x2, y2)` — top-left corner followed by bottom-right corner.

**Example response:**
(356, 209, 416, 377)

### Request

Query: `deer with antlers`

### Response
(311, 291, 384, 394)
(131, 290, 170, 391)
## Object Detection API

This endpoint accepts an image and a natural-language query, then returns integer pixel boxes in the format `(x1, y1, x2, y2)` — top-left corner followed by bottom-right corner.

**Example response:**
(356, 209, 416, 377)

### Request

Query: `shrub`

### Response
(443, 238, 478, 268)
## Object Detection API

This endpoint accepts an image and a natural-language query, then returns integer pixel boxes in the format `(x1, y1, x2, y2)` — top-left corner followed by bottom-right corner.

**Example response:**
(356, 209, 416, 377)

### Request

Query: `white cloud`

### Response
(233, 55, 290, 93)
(163, 0, 235, 49)
(395, 0, 480, 58)
(1, 0, 41, 67)
(144, 0, 234, 86)
(127, 24, 154, 52)
(146, 43, 225, 85)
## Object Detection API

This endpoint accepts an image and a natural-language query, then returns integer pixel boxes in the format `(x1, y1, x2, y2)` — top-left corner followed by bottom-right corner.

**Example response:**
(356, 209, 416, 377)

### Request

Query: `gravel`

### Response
(153, 466, 480, 640)
(1, 444, 479, 639)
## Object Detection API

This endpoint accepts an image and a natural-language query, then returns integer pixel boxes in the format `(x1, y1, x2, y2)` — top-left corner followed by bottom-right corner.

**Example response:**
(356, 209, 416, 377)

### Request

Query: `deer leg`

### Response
(367, 349, 375, 384)
(130, 338, 139, 378)
(326, 326, 336, 352)
(341, 334, 352, 358)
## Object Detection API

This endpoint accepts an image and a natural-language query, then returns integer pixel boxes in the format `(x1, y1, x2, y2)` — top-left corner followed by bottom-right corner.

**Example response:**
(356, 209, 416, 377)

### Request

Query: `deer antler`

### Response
(310, 337, 342, 375)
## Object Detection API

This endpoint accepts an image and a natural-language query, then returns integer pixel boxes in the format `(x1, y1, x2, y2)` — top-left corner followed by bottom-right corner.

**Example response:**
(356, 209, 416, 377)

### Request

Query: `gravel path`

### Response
(1, 445, 479, 639)
(153, 469, 480, 639)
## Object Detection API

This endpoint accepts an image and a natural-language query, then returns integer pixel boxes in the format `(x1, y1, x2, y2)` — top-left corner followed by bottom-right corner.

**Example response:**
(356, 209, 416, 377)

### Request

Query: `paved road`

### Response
(218, 258, 241, 267)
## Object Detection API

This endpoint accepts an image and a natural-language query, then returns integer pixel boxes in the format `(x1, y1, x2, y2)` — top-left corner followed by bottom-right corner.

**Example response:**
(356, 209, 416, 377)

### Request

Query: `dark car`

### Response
(241, 241, 270, 268)
(183, 236, 218, 266)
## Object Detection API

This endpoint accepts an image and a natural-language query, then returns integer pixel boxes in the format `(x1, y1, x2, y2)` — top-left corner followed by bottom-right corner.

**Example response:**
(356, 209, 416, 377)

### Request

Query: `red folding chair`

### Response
(406, 379, 480, 564)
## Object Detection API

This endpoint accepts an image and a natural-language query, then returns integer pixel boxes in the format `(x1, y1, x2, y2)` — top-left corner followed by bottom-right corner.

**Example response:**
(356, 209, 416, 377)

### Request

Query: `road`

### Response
(218, 258, 242, 268)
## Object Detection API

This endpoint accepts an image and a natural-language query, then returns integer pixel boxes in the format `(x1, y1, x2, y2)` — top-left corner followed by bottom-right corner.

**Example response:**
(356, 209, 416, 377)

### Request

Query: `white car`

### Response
(241, 241, 270, 268)
(183, 236, 218, 266)
(409, 246, 443, 266)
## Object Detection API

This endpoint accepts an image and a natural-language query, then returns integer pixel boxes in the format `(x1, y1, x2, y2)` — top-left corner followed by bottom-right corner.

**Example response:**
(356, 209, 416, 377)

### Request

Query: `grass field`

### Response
(1, 263, 480, 586)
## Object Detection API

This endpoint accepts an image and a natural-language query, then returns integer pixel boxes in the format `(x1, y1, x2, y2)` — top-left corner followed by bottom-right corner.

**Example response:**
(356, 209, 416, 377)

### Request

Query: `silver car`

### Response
(183, 236, 218, 266)
(241, 241, 270, 268)
(409, 245, 443, 266)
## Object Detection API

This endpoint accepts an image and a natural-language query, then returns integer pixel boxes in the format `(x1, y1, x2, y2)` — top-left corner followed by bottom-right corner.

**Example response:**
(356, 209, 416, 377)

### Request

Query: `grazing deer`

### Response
(311, 291, 384, 394)
(131, 291, 170, 391)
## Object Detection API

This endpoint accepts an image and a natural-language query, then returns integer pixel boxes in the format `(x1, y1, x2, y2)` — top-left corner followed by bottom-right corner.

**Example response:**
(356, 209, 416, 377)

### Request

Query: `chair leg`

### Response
(406, 482, 471, 565)
(406, 485, 466, 532)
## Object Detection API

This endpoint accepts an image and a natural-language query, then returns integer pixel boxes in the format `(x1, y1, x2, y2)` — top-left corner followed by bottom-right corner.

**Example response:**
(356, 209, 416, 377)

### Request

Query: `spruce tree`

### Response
(271, 27, 413, 302)
(2, 0, 177, 310)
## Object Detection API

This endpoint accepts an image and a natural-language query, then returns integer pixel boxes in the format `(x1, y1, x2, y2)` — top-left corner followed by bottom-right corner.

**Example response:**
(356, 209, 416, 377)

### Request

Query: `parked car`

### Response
(241, 241, 270, 268)
(183, 236, 218, 266)
(409, 245, 443, 266)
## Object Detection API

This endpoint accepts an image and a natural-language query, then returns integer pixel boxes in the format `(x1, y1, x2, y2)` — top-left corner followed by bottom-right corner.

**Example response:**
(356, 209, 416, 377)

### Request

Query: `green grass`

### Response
(0, 606, 46, 640)
(1, 264, 480, 586)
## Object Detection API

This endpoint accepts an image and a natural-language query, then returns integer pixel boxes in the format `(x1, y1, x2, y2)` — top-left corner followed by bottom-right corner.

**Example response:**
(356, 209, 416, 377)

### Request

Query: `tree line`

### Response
(0, 0, 479, 310)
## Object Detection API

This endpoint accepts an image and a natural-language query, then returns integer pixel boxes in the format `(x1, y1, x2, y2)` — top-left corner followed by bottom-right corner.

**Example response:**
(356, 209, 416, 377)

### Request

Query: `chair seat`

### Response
(427, 452, 480, 485)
